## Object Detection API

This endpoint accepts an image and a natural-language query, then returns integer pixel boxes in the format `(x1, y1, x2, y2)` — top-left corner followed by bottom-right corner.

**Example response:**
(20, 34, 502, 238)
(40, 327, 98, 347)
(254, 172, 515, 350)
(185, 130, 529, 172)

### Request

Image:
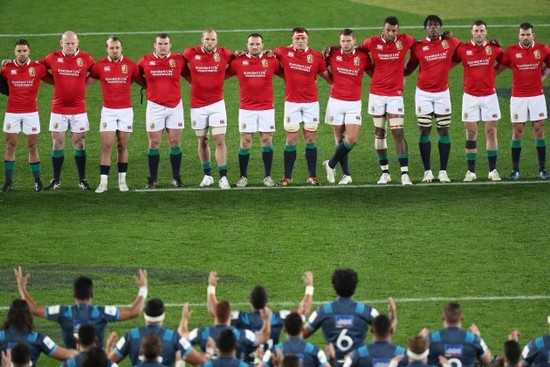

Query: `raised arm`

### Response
(178, 303, 193, 339)
(298, 271, 314, 316)
(206, 271, 219, 317)
(14, 267, 46, 317)
(119, 269, 148, 320)
(255, 307, 272, 345)
(387, 297, 397, 334)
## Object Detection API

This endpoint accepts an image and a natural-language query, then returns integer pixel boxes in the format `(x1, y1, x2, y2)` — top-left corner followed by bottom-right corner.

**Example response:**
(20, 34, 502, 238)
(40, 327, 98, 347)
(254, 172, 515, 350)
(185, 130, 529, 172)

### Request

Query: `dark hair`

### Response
(504, 340, 522, 365)
(519, 22, 534, 31)
(15, 39, 30, 47)
(156, 33, 171, 41)
(11, 343, 31, 365)
(372, 314, 392, 337)
(332, 268, 358, 297)
(340, 29, 355, 37)
(81, 347, 109, 367)
(218, 329, 237, 354)
(141, 334, 162, 361)
(215, 300, 232, 323)
(2, 299, 34, 333)
(283, 355, 301, 367)
(78, 324, 97, 347)
(444, 303, 463, 324)
(250, 286, 268, 309)
(472, 20, 487, 28)
(292, 27, 308, 35)
(144, 298, 165, 318)
(248, 33, 263, 41)
(284, 312, 303, 336)
(384, 17, 399, 26)
(74, 277, 93, 300)
(424, 15, 443, 28)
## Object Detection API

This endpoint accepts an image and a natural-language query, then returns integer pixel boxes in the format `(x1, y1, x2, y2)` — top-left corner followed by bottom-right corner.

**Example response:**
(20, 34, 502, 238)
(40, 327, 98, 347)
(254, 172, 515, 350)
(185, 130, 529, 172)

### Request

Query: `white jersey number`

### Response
(336, 329, 354, 352)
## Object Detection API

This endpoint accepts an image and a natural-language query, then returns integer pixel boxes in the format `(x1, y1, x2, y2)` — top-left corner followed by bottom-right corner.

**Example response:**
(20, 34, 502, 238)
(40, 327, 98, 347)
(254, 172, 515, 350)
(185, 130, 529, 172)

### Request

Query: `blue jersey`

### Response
(45, 303, 120, 348)
(306, 297, 379, 360)
(113, 325, 193, 367)
(343, 341, 406, 367)
(0, 326, 59, 366)
(263, 336, 328, 367)
(61, 351, 118, 367)
(189, 325, 256, 362)
(232, 310, 289, 349)
(202, 356, 249, 367)
(522, 334, 550, 367)
(428, 327, 489, 367)
(137, 361, 165, 367)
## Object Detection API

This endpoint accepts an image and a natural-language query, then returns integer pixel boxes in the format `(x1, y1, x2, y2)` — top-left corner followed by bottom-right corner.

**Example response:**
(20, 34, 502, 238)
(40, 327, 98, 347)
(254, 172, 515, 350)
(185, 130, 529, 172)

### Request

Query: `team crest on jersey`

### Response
(422, 46, 430, 51)
(28, 67, 36, 76)
(307, 55, 314, 63)
(534, 50, 541, 59)
(122, 65, 128, 74)
(262, 59, 269, 68)
(335, 315, 353, 329)
(354, 56, 360, 66)
(104, 66, 111, 72)
(214, 53, 220, 62)
(396, 41, 402, 50)
(485, 46, 492, 55)
(442, 40, 449, 49)
(169, 59, 176, 68)
(77, 58, 83, 67)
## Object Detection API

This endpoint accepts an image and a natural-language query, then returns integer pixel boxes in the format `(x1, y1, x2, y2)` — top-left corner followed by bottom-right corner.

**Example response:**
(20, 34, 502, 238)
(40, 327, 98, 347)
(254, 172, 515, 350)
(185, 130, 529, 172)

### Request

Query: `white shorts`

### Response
(50, 112, 89, 133)
(146, 100, 184, 132)
(3, 112, 40, 135)
(367, 94, 404, 116)
(100, 107, 134, 133)
(325, 97, 362, 126)
(462, 93, 501, 122)
(190, 100, 227, 130)
(510, 95, 548, 123)
(284, 101, 319, 131)
(415, 88, 451, 115)
(238, 109, 275, 134)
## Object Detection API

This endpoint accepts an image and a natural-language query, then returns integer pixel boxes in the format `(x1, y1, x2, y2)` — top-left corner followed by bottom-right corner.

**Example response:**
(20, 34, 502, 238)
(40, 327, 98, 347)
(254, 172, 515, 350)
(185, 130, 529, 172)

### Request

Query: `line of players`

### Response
(1, 16, 549, 193)
(2, 268, 549, 367)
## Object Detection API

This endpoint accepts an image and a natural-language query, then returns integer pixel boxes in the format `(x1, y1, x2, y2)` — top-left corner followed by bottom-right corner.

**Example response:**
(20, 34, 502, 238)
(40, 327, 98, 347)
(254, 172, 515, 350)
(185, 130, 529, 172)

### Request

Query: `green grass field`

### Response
(0, 1, 549, 366)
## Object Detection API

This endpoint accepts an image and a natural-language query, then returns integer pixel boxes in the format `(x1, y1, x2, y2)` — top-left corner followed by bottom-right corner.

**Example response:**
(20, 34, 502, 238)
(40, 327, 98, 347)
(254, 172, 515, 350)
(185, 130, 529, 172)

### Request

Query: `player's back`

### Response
(307, 298, 379, 360)
(522, 334, 550, 367)
(232, 310, 287, 348)
(274, 337, 326, 367)
(345, 341, 406, 367)
(0, 326, 55, 365)
(203, 356, 249, 367)
(428, 327, 488, 367)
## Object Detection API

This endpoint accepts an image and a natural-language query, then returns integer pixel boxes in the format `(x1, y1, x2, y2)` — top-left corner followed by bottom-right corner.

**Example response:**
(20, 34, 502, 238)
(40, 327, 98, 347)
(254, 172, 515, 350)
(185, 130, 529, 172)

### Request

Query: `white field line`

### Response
(1, 295, 549, 311)
(133, 180, 550, 193)
(2, 24, 550, 38)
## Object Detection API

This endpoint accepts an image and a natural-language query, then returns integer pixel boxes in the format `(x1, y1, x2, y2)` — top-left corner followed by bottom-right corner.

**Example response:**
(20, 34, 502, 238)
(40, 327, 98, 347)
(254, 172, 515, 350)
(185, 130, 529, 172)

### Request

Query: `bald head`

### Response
(61, 30, 79, 55)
